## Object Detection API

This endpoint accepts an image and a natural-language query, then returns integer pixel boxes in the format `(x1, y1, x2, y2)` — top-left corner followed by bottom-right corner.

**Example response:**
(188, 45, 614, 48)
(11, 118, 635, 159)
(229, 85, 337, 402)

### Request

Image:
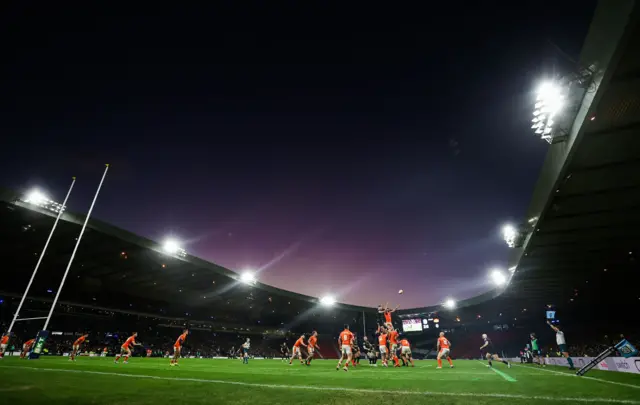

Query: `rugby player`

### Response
(0, 333, 9, 359)
(379, 303, 399, 329)
(241, 338, 250, 364)
(388, 327, 401, 367)
(400, 338, 415, 367)
(70, 334, 89, 361)
(480, 333, 511, 368)
(289, 334, 306, 365)
(305, 331, 319, 366)
(350, 332, 360, 366)
(114, 332, 141, 364)
(21, 338, 35, 359)
(436, 332, 454, 369)
(280, 342, 290, 361)
(170, 329, 188, 366)
(376, 325, 389, 367)
(362, 336, 376, 366)
(336, 324, 354, 372)
(547, 321, 575, 370)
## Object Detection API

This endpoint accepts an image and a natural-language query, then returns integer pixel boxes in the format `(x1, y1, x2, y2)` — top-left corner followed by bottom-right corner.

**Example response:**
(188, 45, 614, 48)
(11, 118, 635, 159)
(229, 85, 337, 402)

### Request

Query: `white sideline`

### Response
(0, 365, 639, 404)
(514, 364, 640, 390)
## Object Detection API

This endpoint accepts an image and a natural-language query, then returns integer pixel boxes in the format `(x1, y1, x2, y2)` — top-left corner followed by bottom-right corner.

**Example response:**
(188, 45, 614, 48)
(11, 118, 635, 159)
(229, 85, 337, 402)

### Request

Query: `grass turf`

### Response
(0, 356, 639, 404)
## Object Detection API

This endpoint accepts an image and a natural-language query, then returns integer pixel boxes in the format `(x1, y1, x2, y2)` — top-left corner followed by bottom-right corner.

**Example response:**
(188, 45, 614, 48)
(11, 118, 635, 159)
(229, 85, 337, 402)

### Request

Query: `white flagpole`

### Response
(43, 164, 110, 331)
(7, 177, 76, 336)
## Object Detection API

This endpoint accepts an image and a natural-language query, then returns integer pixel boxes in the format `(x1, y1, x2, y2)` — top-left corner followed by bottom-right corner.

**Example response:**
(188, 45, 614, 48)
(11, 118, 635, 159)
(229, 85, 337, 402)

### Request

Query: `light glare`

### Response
(443, 299, 456, 309)
(319, 295, 336, 307)
(240, 271, 256, 285)
(163, 239, 181, 254)
(490, 269, 508, 286)
(502, 224, 517, 248)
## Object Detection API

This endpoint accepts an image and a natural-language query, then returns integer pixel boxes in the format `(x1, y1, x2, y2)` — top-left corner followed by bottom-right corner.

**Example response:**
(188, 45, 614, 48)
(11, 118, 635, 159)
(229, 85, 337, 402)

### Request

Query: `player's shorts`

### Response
(173, 345, 181, 353)
(23, 344, 29, 351)
(558, 344, 568, 353)
(120, 345, 130, 354)
(532, 349, 541, 356)
(0, 344, 6, 352)
(439, 348, 450, 357)
(308, 347, 315, 355)
(292, 346, 301, 356)
(379, 345, 387, 354)
(73, 344, 80, 351)
(401, 346, 411, 355)
(341, 345, 352, 355)
(390, 344, 398, 352)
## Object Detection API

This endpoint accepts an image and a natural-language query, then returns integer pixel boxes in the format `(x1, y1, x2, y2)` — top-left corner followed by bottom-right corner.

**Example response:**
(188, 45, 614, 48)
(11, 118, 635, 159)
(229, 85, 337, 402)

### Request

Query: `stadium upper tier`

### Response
(0, 188, 370, 329)
(503, 1, 640, 310)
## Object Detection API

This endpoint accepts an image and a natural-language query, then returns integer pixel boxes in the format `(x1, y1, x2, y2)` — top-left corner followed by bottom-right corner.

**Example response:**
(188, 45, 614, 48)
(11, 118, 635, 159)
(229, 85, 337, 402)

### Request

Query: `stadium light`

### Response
(240, 271, 256, 285)
(490, 269, 508, 286)
(319, 295, 336, 307)
(162, 238, 186, 258)
(532, 80, 565, 143)
(22, 188, 66, 214)
(502, 224, 517, 248)
(443, 298, 456, 309)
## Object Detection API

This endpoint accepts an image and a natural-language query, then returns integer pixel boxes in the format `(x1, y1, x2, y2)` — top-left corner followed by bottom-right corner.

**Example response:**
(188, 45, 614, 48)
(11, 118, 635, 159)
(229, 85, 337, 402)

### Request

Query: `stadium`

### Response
(2, 1, 640, 404)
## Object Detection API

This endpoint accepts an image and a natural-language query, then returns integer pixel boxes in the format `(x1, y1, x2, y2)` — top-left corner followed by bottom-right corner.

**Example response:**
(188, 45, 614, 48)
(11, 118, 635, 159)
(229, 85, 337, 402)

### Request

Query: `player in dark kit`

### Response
(280, 342, 289, 361)
(480, 333, 511, 368)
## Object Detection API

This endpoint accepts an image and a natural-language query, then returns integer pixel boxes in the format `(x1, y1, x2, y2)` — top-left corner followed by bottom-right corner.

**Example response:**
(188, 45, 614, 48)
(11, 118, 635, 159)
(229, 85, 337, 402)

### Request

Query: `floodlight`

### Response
(22, 188, 66, 213)
(25, 189, 48, 205)
(502, 224, 517, 248)
(490, 269, 507, 286)
(319, 295, 336, 307)
(162, 239, 181, 254)
(532, 80, 565, 143)
(240, 271, 256, 285)
(443, 298, 456, 309)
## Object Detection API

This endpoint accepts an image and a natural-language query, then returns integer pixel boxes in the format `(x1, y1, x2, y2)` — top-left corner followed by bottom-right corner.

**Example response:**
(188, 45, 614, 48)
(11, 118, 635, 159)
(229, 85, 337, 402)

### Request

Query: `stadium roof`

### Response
(505, 1, 640, 309)
(396, 1, 640, 321)
(0, 187, 371, 331)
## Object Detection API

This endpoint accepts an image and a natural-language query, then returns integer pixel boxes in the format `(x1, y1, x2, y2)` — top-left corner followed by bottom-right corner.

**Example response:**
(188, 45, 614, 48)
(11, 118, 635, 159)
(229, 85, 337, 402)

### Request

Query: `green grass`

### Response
(0, 356, 639, 404)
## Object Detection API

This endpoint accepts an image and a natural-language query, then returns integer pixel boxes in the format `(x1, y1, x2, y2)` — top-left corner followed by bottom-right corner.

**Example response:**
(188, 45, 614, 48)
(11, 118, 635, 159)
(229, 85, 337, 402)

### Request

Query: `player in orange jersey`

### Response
(436, 332, 454, 369)
(20, 338, 36, 359)
(388, 327, 401, 367)
(0, 333, 11, 359)
(305, 331, 320, 366)
(289, 334, 307, 365)
(171, 329, 189, 366)
(114, 332, 141, 364)
(336, 325, 354, 371)
(379, 303, 399, 329)
(399, 338, 415, 367)
(376, 324, 389, 367)
(70, 334, 89, 361)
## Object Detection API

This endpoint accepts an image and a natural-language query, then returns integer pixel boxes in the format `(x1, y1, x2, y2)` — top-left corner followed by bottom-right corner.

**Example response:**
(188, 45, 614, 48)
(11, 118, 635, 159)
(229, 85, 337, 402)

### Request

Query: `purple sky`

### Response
(0, 1, 596, 308)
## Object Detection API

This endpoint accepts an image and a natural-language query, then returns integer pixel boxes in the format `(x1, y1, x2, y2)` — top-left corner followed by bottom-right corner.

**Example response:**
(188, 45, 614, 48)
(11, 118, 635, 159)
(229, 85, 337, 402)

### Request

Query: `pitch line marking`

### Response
(0, 365, 638, 404)
(476, 361, 517, 382)
(514, 364, 640, 390)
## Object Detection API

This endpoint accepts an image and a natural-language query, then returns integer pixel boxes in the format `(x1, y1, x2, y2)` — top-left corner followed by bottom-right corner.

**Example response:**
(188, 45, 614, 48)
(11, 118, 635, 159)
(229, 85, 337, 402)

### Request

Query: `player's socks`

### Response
(567, 357, 574, 368)
(502, 360, 508, 365)
(447, 357, 453, 366)
(437, 358, 442, 368)
(124, 356, 129, 362)
(488, 360, 492, 367)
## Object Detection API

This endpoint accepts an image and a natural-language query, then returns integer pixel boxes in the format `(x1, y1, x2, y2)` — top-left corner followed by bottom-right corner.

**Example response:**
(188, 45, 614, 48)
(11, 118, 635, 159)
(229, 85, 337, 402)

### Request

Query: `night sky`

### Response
(1, 2, 596, 308)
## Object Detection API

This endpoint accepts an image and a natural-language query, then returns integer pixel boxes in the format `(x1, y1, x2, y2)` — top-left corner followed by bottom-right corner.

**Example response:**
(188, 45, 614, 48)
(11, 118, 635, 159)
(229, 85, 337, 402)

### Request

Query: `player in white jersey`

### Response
(547, 321, 575, 370)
